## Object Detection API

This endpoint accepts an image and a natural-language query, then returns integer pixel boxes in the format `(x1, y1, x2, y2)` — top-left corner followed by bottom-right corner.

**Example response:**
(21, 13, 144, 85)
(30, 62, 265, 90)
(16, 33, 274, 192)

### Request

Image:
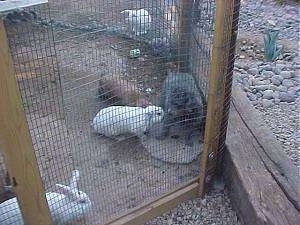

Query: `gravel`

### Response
(234, 1, 300, 167)
(238, 0, 299, 41)
(255, 99, 300, 165)
(146, 188, 241, 225)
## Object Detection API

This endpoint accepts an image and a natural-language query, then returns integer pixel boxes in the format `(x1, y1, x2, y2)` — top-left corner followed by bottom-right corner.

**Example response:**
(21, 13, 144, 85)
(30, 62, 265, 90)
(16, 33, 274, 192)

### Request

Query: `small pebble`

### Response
(262, 90, 274, 100)
(247, 92, 257, 101)
(255, 84, 270, 91)
(261, 70, 275, 79)
(271, 77, 281, 86)
(279, 92, 296, 103)
(280, 71, 293, 79)
(276, 85, 288, 92)
(248, 68, 259, 75)
(282, 79, 294, 88)
(262, 99, 274, 108)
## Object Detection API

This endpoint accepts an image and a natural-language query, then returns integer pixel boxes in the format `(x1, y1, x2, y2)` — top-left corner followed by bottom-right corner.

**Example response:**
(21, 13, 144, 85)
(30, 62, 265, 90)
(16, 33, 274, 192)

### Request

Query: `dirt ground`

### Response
(1, 1, 208, 224)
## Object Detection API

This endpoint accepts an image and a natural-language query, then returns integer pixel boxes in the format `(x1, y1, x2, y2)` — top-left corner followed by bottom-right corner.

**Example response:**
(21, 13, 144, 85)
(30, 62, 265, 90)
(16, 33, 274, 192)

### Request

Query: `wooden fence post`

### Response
(199, 0, 240, 196)
(178, 0, 193, 72)
(0, 20, 52, 225)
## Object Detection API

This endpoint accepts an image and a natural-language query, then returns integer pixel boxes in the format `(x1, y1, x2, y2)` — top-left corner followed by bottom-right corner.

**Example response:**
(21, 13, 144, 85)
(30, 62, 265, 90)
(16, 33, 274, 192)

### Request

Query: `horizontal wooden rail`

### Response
(106, 178, 199, 225)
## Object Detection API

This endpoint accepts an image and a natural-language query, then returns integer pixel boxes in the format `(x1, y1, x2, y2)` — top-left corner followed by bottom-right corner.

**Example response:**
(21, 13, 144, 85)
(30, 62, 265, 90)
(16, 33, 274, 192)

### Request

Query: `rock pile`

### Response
(235, 61, 299, 108)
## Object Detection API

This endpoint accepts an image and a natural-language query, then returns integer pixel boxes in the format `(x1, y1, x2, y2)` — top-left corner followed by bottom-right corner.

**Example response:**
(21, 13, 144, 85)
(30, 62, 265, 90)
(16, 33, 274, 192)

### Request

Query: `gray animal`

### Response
(156, 72, 205, 146)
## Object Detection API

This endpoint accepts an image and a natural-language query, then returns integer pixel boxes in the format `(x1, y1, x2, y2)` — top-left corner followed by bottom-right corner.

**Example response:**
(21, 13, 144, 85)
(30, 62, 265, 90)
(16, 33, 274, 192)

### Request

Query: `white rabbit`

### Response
(0, 170, 91, 225)
(92, 105, 164, 137)
(120, 9, 151, 36)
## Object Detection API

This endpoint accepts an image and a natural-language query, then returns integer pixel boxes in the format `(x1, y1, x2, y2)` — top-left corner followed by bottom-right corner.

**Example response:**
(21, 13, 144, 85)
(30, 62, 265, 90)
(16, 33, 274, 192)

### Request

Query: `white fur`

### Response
(0, 170, 91, 225)
(121, 9, 151, 36)
(92, 105, 164, 137)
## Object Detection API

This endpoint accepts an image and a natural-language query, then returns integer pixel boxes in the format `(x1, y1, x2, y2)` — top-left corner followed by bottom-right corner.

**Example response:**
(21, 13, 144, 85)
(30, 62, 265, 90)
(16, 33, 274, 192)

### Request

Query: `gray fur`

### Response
(157, 72, 205, 146)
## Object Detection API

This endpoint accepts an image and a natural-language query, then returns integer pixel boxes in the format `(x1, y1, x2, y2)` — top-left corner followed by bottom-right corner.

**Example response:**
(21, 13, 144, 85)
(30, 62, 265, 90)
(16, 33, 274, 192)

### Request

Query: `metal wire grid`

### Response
(216, 0, 241, 173)
(1, 0, 216, 224)
(0, 153, 14, 204)
(2, 4, 77, 224)
(190, 0, 215, 99)
(199, 0, 241, 185)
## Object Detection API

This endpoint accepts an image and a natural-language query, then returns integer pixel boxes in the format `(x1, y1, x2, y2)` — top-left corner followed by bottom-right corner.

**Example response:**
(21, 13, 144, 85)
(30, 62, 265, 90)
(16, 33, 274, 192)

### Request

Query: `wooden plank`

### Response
(0, 20, 52, 225)
(106, 178, 199, 225)
(0, 0, 47, 13)
(224, 86, 299, 225)
(178, 0, 192, 72)
(199, 0, 235, 196)
(231, 86, 299, 210)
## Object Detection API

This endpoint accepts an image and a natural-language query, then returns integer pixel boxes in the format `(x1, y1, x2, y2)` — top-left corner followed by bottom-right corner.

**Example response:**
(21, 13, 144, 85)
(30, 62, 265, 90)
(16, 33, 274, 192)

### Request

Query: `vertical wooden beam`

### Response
(0, 20, 52, 225)
(178, 0, 193, 72)
(199, 0, 238, 196)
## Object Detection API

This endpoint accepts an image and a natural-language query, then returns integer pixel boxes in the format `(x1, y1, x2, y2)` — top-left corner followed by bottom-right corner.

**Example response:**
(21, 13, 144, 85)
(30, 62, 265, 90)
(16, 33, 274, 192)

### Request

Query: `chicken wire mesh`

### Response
(0, 0, 238, 224)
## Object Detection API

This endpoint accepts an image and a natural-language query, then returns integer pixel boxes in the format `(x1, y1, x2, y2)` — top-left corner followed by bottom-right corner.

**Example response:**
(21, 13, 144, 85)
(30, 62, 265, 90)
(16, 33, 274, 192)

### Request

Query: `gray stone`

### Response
(275, 63, 286, 71)
(274, 98, 281, 104)
(240, 46, 248, 51)
(282, 79, 295, 88)
(262, 99, 274, 108)
(273, 91, 280, 99)
(235, 63, 249, 70)
(240, 73, 249, 79)
(242, 78, 250, 86)
(255, 85, 270, 91)
(292, 64, 300, 70)
(276, 85, 288, 92)
(246, 49, 254, 55)
(253, 79, 271, 86)
(292, 75, 300, 83)
(259, 64, 273, 71)
(256, 92, 263, 98)
(248, 68, 259, 75)
(280, 71, 293, 79)
(268, 84, 278, 91)
(247, 92, 257, 101)
(248, 78, 255, 86)
(243, 86, 251, 92)
(274, 75, 284, 82)
(262, 90, 274, 100)
(270, 77, 281, 86)
(261, 70, 275, 79)
(279, 92, 296, 103)
(288, 86, 300, 95)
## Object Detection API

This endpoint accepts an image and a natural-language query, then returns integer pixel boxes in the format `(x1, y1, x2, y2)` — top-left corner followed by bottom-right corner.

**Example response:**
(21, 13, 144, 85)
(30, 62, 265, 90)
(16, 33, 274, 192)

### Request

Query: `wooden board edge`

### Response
(231, 85, 299, 210)
(106, 179, 199, 225)
(224, 86, 300, 225)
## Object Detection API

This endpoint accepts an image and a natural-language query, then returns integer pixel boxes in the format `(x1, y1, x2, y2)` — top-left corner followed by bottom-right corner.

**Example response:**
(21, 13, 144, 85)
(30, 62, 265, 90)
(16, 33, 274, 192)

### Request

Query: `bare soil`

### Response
(2, 2, 201, 224)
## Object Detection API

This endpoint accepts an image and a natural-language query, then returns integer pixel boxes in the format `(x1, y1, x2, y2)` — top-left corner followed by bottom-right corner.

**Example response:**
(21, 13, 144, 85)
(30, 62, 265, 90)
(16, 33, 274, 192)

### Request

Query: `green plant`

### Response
(264, 29, 282, 62)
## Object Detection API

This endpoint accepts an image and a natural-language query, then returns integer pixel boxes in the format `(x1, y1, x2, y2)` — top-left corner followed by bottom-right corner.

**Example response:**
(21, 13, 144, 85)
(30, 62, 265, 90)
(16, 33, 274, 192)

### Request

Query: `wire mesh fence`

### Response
(0, 0, 239, 224)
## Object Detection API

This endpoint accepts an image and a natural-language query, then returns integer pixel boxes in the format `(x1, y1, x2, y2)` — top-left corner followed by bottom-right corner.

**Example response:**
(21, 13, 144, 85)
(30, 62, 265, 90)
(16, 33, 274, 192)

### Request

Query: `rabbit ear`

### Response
(69, 170, 80, 190)
(56, 184, 71, 195)
(56, 184, 80, 201)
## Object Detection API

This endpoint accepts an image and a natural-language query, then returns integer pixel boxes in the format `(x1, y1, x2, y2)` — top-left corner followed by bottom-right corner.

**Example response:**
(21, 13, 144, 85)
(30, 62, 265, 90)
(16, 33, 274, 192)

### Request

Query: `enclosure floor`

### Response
(7, 26, 201, 225)
(57, 44, 201, 223)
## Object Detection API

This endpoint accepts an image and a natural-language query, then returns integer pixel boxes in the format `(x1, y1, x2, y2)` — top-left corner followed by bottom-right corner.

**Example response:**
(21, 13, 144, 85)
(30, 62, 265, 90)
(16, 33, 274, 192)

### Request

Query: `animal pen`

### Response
(0, 0, 240, 224)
